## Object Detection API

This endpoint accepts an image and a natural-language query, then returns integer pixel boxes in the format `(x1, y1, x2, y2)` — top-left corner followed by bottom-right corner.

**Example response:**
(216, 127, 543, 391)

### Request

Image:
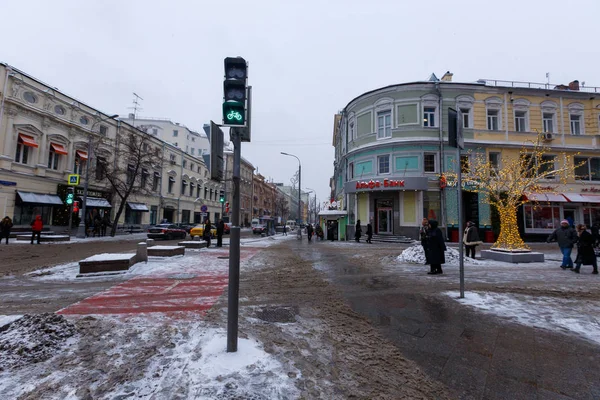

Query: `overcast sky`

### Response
(2, 0, 599, 205)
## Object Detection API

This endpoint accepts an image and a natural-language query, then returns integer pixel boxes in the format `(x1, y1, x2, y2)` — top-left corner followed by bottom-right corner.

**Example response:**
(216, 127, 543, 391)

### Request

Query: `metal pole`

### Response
(457, 146, 465, 298)
(67, 202, 73, 237)
(227, 128, 241, 352)
(76, 135, 92, 238)
(297, 162, 301, 239)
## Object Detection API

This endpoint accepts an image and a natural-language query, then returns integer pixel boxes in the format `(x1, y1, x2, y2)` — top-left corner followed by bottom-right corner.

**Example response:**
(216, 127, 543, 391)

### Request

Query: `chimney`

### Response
(568, 80, 580, 91)
(441, 71, 453, 82)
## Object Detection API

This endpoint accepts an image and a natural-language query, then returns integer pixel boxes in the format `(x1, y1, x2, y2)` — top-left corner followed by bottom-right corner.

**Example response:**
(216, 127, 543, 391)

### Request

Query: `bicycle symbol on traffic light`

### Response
(227, 110, 243, 122)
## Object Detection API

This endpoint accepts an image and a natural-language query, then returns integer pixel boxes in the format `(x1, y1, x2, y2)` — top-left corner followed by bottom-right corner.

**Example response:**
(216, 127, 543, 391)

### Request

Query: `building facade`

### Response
(223, 151, 254, 225)
(0, 63, 222, 229)
(333, 72, 600, 241)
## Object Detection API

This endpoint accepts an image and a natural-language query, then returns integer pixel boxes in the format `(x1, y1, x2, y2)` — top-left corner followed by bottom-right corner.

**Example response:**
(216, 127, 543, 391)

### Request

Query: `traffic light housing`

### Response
(223, 57, 247, 127)
(219, 189, 225, 203)
(73, 201, 79, 213)
(66, 187, 74, 205)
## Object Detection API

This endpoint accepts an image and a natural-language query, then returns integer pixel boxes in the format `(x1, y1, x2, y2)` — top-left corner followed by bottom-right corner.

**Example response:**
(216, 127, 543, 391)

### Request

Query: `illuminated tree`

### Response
(444, 132, 582, 251)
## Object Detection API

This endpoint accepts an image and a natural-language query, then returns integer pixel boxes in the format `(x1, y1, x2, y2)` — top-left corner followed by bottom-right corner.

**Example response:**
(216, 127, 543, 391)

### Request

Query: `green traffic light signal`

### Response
(223, 101, 245, 126)
(66, 193, 74, 205)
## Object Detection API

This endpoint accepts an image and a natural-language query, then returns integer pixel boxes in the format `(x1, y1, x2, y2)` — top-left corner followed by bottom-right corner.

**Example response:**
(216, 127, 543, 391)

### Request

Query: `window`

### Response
(99, 125, 108, 136)
(423, 153, 436, 173)
(191, 148, 195, 155)
(543, 113, 555, 133)
(575, 157, 600, 181)
(570, 114, 582, 135)
(141, 169, 149, 188)
(376, 111, 391, 139)
(127, 164, 135, 185)
(173, 130, 179, 137)
(539, 155, 556, 179)
(514, 111, 527, 132)
(204, 187, 208, 199)
(460, 155, 470, 174)
(522, 154, 556, 179)
(190, 163, 194, 171)
(192, 137, 195, 142)
(183, 160, 187, 169)
(170, 154, 176, 161)
(48, 150, 59, 170)
(23, 92, 37, 103)
(96, 157, 106, 180)
(152, 172, 160, 191)
(80, 116, 89, 125)
(489, 152, 500, 173)
(74, 152, 86, 175)
(168, 177, 175, 193)
(54, 105, 65, 115)
(460, 108, 471, 128)
(349, 122, 355, 140)
(524, 205, 560, 232)
(15, 136, 34, 164)
(142, 143, 148, 151)
(378, 155, 390, 174)
(152, 128, 158, 135)
(487, 109, 499, 130)
(349, 162, 354, 180)
(197, 185, 201, 198)
(423, 107, 436, 127)
(181, 180, 187, 195)
(190, 182, 195, 197)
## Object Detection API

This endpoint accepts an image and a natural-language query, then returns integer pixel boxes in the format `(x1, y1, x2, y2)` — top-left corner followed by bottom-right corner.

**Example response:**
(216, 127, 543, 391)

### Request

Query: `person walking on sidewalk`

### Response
(307, 224, 314, 242)
(419, 218, 430, 264)
(354, 220, 362, 243)
(282, 224, 287, 236)
(427, 219, 446, 275)
(203, 218, 212, 248)
(366, 222, 373, 244)
(573, 224, 598, 274)
(216, 219, 224, 247)
(30, 215, 43, 244)
(547, 219, 577, 269)
(1, 216, 13, 244)
(463, 221, 482, 259)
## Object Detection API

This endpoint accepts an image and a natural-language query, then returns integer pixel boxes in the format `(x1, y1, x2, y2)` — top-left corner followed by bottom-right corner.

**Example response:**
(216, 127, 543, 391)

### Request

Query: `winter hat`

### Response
(561, 220, 569, 224)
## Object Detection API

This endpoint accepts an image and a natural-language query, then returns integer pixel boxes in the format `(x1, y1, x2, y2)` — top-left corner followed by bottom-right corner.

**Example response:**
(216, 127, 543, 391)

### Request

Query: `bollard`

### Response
(146, 238, 155, 247)
(137, 242, 148, 263)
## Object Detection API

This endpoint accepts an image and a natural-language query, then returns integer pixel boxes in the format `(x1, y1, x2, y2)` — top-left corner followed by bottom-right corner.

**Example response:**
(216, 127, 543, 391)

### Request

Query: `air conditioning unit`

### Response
(543, 133, 553, 141)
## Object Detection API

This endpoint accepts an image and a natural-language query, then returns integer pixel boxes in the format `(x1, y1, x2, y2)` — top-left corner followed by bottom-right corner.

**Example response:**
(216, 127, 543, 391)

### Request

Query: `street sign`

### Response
(201, 204, 208, 213)
(68, 174, 80, 186)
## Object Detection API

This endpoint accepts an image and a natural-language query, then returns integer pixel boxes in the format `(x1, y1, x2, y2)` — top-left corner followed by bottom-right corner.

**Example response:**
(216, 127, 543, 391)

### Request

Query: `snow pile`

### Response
(0, 313, 77, 371)
(397, 244, 486, 266)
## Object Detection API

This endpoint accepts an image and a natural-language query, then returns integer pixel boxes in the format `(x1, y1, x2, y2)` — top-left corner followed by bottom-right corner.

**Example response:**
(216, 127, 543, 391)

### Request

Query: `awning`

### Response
(127, 202, 149, 211)
(17, 191, 63, 205)
(524, 193, 568, 202)
(19, 133, 38, 148)
(318, 210, 348, 216)
(582, 195, 600, 204)
(563, 193, 589, 203)
(85, 197, 111, 208)
(50, 143, 68, 155)
(76, 150, 88, 160)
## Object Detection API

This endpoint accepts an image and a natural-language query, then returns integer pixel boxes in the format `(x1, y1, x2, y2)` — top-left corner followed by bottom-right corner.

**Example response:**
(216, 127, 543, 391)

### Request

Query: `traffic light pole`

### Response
(227, 127, 241, 353)
(67, 203, 73, 237)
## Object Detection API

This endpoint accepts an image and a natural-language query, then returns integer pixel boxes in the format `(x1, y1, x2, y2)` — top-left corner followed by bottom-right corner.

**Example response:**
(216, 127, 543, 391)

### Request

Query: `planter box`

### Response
(79, 253, 137, 274)
(178, 241, 207, 249)
(148, 245, 185, 257)
(481, 249, 544, 263)
(16, 234, 70, 242)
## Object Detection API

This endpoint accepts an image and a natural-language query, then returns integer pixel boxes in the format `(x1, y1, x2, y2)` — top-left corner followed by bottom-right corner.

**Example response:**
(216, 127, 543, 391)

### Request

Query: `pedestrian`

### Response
(547, 219, 577, 269)
(283, 224, 287, 236)
(354, 220, 362, 243)
(419, 217, 429, 264)
(216, 219, 224, 247)
(30, 215, 43, 244)
(591, 222, 600, 248)
(93, 212, 101, 237)
(307, 223, 314, 242)
(463, 221, 482, 259)
(572, 224, 598, 274)
(366, 221, 373, 244)
(101, 213, 111, 237)
(427, 219, 446, 275)
(316, 224, 324, 240)
(1, 216, 13, 245)
(203, 218, 212, 247)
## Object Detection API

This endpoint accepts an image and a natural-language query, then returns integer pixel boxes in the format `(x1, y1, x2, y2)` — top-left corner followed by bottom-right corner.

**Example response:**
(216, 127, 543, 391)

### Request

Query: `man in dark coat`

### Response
(366, 222, 373, 244)
(427, 219, 446, 275)
(30, 215, 43, 244)
(1, 216, 13, 244)
(419, 218, 429, 264)
(354, 220, 362, 243)
(307, 224, 314, 242)
(216, 219, 224, 247)
(203, 218, 212, 247)
(573, 224, 598, 274)
(547, 220, 577, 269)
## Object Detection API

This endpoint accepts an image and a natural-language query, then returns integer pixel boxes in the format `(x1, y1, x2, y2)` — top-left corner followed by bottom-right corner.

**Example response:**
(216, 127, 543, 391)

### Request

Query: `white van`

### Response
(251, 218, 260, 228)
(286, 220, 296, 231)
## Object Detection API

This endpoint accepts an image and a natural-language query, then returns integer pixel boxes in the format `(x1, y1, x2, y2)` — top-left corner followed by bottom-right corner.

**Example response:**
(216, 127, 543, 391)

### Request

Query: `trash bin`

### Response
(450, 229, 459, 242)
(485, 230, 495, 243)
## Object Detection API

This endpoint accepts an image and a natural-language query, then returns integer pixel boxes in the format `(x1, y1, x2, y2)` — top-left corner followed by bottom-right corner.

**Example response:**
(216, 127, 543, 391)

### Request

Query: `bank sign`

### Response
(345, 177, 429, 193)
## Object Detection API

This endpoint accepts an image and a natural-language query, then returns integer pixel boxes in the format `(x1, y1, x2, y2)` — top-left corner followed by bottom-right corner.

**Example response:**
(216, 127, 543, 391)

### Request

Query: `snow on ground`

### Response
(397, 244, 487, 266)
(5, 233, 148, 245)
(445, 290, 600, 345)
(81, 253, 136, 262)
(0, 315, 22, 328)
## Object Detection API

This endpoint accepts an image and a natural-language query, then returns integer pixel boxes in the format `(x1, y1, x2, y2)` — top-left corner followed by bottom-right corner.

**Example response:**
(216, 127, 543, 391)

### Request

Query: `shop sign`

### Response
(0, 180, 17, 186)
(355, 178, 405, 190)
(582, 187, 600, 192)
(345, 177, 429, 193)
(445, 179, 480, 188)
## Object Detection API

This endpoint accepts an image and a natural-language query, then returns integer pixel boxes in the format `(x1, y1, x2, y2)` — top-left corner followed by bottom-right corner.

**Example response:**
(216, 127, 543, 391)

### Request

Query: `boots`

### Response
(572, 267, 580, 273)
(427, 265, 437, 275)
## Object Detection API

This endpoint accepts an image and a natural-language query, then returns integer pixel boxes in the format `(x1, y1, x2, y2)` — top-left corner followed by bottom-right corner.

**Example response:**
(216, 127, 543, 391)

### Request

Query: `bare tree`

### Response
(274, 192, 289, 221)
(443, 132, 582, 250)
(91, 129, 163, 236)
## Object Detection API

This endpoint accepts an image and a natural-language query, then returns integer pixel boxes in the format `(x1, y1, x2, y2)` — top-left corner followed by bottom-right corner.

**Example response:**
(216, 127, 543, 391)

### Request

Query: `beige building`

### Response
(0, 63, 222, 229)
(252, 173, 278, 222)
(223, 151, 254, 225)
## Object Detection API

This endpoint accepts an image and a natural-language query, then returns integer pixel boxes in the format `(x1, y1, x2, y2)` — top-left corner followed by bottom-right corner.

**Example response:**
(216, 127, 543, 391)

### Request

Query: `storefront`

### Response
(14, 190, 63, 226)
(318, 210, 347, 241)
(125, 202, 149, 225)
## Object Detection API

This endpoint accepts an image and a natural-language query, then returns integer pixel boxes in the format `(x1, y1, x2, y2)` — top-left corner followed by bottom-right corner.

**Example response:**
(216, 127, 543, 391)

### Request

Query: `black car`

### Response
(252, 224, 266, 235)
(147, 224, 187, 240)
(174, 223, 195, 234)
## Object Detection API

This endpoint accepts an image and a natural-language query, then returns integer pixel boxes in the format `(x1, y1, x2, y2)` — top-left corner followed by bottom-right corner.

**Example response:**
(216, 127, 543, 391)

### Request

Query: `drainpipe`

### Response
(504, 93, 509, 141)
(159, 141, 165, 221)
(559, 96, 565, 146)
(178, 148, 184, 223)
(435, 82, 447, 238)
(0, 66, 11, 146)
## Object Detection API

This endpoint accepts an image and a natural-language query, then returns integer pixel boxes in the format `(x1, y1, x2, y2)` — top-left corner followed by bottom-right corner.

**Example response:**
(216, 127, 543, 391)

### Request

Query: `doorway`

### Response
(462, 191, 479, 226)
(163, 208, 174, 223)
(376, 199, 394, 234)
(563, 207, 578, 226)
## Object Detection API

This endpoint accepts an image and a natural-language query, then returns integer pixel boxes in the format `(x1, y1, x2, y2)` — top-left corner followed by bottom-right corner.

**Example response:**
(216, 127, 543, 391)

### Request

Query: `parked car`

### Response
(174, 223, 195, 233)
(252, 224, 266, 235)
(147, 224, 187, 240)
(190, 224, 217, 239)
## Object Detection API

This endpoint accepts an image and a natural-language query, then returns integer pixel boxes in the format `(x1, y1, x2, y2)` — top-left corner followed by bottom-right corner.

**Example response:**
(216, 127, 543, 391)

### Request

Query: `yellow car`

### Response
(190, 224, 217, 239)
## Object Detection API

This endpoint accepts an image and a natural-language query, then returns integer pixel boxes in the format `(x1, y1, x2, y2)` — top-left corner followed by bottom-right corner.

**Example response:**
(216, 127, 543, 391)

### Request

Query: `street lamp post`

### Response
(305, 187, 317, 224)
(76, 114, 118, 238)
(281, 152, 301, 239)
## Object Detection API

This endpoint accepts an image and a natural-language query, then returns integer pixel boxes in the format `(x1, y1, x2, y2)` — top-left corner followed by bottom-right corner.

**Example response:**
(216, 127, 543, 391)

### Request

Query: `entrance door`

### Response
(378, 208, 393, 234)
(563, 207, 578, 226)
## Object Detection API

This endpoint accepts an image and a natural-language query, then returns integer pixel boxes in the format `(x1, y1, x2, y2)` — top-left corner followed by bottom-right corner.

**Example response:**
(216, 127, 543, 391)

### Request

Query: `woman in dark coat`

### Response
(216, 219, 224, 247)
(573, 224, 598, 274)
(203, 218, 212, 247)
(427, 219, 446, 275)
(354, 220, 362, 242)
(1, 216, 13, 244)
(366, 222, 373, 244)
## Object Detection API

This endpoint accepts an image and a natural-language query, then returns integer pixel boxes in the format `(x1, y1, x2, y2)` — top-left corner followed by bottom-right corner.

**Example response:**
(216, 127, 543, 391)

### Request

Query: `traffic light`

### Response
(73, 201, 79, 213)
(219, 189, 225, 203)
(223, 57, 247, 127)
(225, 202, 230, 214)
(66, 187, 74, 205)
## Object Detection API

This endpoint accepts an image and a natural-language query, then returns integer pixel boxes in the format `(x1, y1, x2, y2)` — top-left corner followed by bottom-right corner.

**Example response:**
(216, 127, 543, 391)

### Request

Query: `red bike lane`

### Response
(59, 248, 259, 317)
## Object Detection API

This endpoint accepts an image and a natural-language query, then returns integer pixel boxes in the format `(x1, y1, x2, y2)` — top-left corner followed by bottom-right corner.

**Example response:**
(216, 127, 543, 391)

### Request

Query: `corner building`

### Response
(333, 73, 600, 241)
